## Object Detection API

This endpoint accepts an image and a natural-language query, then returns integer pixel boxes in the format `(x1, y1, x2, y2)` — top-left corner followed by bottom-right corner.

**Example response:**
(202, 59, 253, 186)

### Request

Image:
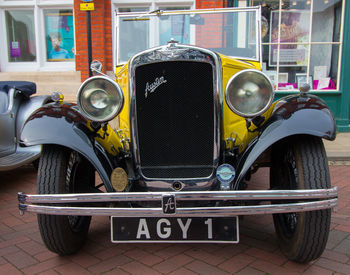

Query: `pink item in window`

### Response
(313, 79, 336, 90)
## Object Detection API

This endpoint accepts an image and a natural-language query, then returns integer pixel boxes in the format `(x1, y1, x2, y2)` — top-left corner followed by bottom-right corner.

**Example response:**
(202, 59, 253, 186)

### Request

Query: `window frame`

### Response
(0, 0, 75, 72)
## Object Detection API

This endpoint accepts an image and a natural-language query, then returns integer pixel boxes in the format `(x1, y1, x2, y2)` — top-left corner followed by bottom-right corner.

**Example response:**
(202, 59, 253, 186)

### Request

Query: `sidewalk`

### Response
(324, 132, 350, 162)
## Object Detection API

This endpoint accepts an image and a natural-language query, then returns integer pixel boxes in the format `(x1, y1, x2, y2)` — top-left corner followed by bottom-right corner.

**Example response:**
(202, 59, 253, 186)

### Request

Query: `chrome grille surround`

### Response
(129, 43, 222, 191)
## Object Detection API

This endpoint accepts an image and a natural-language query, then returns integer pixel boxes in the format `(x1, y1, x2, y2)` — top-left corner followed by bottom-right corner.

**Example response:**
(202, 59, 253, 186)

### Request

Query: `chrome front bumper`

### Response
(18, 187, 338, 217)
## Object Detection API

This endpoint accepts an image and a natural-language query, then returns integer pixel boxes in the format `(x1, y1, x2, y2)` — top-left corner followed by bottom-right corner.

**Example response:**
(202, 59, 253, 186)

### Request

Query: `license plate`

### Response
(111, 217, 239, 243)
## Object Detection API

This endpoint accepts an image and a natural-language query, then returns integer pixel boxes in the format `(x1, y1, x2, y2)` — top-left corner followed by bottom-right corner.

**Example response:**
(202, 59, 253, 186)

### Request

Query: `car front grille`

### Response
(134, 61, 215, 179)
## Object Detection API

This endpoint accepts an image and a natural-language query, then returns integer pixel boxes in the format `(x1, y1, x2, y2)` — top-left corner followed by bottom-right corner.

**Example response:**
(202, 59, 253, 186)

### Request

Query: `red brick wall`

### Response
(195, 1, 230, 48)
(74, 0, 112, 81)
(196, 0, 225, 9)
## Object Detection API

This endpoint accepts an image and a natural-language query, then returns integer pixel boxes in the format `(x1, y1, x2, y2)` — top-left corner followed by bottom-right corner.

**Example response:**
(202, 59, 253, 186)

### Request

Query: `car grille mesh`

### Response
(135, 61, 215, 178)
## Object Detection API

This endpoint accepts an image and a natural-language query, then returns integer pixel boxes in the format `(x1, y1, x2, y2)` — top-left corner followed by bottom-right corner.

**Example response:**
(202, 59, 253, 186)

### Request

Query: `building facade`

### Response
(0, 0, 349, 131)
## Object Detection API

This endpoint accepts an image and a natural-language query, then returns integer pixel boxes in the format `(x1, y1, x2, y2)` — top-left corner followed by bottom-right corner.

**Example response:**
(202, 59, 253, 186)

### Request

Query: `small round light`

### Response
(77, 76, 124, 122)
(225, 69, 274, 118)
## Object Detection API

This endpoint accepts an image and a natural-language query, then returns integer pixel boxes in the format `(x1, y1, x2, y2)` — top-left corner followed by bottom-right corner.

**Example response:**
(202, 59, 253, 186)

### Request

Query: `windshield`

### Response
(116, 7, 261, 64)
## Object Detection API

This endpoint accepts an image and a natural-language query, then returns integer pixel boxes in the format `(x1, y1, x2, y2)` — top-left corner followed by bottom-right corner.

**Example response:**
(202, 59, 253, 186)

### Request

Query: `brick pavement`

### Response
(0, 164, 349, 274)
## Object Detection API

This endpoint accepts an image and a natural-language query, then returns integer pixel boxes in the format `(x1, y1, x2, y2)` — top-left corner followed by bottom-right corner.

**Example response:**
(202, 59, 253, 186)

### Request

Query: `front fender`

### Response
(16, 95, 52, 137)
(20, 103, 114, 191)
(233, 94, 336, 188)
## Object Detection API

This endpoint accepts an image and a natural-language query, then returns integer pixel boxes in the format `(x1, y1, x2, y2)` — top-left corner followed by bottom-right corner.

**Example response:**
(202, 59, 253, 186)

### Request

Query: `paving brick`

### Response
(244, 247, 287, 265)
(0, 256, 6, 265)
(0, 263, 23, 275)
(34, 251, 58, 262)
(94, 246, 125, 260)
(134, 243, 165, 253)
(152, 250, 201, 273)
(2, 216, 25, 228)
(54, 262, 92, 274)
(153, 259, 182, 274)
(211, 243, 249, 259)
(154, 244, 190, 259)
(120, 261, 162, 275)
(103, 268, 130, 275)
(37, 270, 60, 275)
(124, 248, 153, 260)
(321, 249, 349, 263)
(0, 245, 20, 257)
(88, 255, 132, 274)
(335, 224, 350, 233)
(218, 253, 256, 274)
(0, 236, 30, 249)
(137, 253, 164, 267)
(11, 222, 38, 234)
(240, 235, 278, 252)
(251, 259, 300, 275)
(4, 250, 38, 269)
(69, 252, 101, 268)
(303, 265, 333, 275)
(168, 267, 198, 275)
(326, 230, 349, 250)
(184, 247, 226, 265)
(0, 224, 14, 236)
(186, 260, 229, 275)
(333, 238, 350, 255)
(20, 257, 70, 275)
(16, 240, 47, 256)
(315, 258, 350, 274)
(282, 260, 311, 273)
(235, 266, 265, 275)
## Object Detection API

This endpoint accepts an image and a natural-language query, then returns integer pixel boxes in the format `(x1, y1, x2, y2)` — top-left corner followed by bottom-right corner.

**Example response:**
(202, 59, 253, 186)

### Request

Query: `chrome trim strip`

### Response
(19, 187, 338, 204)
(19, 198, 337, 217)
(117, 7, 262, 18)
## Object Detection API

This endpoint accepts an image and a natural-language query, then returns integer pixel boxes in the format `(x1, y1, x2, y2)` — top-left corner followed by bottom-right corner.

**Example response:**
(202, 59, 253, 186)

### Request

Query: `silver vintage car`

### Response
(0, 81, 50, 171)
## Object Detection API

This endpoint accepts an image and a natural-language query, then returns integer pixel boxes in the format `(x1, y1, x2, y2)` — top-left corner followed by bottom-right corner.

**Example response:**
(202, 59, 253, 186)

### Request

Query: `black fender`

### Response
(233, 94, 336, 188)
(20, 103, 114, 191)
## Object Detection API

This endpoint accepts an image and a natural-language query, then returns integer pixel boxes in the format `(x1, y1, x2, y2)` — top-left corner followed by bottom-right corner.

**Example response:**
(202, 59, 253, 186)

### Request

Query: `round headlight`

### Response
(77, 76, 124, 122)
(225, 69, 274, 118)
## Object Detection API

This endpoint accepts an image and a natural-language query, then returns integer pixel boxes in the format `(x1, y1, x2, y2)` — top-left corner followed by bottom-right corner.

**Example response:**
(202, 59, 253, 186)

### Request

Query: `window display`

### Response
(249, 0, 343, 91)
(44, 10, 75, 62)
(5, 10, 36, 62)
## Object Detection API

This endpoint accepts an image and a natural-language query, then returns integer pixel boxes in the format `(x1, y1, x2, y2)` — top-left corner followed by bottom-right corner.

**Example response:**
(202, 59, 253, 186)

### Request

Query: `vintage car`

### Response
(0, 81, 51, 171)
(18, 7, 338, 263)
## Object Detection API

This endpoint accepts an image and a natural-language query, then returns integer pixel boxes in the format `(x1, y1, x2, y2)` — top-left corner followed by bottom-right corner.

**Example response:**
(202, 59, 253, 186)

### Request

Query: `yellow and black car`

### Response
(18, 7, 337, 263)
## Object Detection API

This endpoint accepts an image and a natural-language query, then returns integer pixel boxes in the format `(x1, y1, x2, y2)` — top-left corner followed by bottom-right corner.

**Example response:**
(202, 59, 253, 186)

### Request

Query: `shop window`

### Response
(249, 0, 343, 91)
(44, 9, 75, 62)
(5, 10, 36, 62)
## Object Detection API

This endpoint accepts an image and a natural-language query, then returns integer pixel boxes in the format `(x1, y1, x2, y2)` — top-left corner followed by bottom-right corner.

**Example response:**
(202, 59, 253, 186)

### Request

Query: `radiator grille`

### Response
(135, 61, 215, 178)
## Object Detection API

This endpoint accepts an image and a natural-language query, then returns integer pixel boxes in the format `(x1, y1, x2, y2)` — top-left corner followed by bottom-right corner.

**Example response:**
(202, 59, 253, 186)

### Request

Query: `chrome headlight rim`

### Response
(77, 76, 124, 122)
(225, 69, 274, 118)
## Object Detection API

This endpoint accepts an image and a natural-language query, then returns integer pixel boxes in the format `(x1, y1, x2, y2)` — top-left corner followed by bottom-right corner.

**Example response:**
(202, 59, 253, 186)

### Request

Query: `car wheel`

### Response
(270, 136, 331, 263)
(37, 145, 94, 255)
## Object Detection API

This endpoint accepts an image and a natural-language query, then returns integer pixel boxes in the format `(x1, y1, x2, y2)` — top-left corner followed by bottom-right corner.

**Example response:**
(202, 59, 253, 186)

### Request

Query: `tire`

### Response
(270, 135, 331, 263)
(37, 145, 95, 255)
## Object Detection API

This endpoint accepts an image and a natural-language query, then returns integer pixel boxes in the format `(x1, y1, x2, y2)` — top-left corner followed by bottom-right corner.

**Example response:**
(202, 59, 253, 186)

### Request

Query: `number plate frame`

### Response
(111, 216, 239, 243)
